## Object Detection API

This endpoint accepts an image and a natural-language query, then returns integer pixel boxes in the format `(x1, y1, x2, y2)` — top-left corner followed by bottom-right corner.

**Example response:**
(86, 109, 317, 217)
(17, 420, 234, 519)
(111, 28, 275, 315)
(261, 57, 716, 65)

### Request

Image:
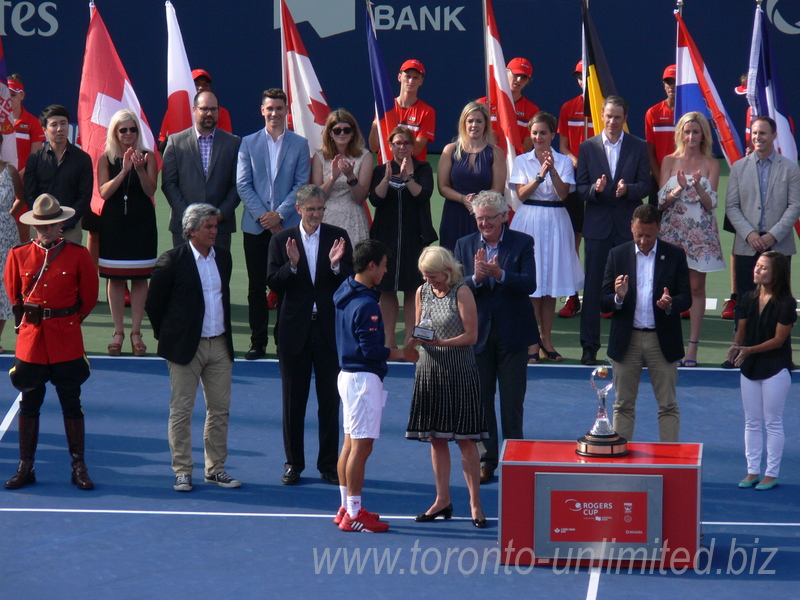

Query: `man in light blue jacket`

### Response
(237, 88, 310, 359)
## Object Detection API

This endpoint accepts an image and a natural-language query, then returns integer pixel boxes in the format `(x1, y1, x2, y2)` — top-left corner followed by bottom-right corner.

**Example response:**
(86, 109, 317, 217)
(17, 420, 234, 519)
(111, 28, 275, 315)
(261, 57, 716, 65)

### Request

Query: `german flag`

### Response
(581, 0, 619, 126)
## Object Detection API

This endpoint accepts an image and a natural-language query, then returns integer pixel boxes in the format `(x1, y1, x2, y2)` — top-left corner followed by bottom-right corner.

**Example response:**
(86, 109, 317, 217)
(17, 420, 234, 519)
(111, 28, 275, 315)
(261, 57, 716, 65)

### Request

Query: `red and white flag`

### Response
(281, 0, 329, 156)
(483, 0, 521, 208)
(159, 0, 195, 142)
(77, 3, 159, 214)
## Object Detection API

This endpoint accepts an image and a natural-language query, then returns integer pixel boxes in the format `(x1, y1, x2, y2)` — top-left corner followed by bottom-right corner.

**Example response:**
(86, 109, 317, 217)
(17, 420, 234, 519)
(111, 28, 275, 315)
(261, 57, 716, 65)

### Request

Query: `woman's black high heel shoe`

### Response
(472, 517, 488, 528)
(415, 503, 454, 522)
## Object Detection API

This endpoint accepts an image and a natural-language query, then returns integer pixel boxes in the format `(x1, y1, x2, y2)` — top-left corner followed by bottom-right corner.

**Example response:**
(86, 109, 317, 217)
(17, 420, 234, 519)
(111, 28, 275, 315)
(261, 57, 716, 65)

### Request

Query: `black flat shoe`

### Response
(415, 503, 453, 522)
(472, 518, 488, 528)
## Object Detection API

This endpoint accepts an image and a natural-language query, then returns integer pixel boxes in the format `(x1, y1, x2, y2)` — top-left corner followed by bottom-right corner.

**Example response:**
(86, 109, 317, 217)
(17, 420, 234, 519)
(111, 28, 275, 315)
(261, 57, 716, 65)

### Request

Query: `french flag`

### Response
(747, 4, 797, 162)
(366, 1, 397, 163)
(281, 0, 330, 157)
(675, 11, 742, 166)
(160, 1, 195, 141)
(483, 0, 520, 208)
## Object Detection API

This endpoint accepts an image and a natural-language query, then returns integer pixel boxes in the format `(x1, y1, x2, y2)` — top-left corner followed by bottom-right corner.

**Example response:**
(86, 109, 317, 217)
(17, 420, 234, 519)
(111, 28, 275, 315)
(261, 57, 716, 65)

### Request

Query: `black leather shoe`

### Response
(415, 503, 453, 522)
(281, 467, 301, 485)
(320, 470, 339, 485)
(581, 347, 597, 366)
(245, 344, 266, 360)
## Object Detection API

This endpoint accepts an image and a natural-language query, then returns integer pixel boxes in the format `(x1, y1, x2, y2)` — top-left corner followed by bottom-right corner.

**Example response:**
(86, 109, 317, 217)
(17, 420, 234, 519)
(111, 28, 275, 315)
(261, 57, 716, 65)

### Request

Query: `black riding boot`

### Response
(5, 415, 39, 489)
(64, 417, 94, 490)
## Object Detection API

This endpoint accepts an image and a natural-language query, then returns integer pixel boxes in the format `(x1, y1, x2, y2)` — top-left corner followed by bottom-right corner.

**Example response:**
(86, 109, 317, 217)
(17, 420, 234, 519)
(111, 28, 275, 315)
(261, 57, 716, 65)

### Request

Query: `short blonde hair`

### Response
(418, 246, 463, 288)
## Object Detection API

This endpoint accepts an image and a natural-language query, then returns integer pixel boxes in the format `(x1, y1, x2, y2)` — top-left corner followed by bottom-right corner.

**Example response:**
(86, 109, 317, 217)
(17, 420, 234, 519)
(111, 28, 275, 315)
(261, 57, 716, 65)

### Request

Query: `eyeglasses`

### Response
(476, 213, 502, 223)
(195, 106, 219, 113)
(302, 206, 326, 214)
(331, 126, 353, 136)
(392, 140, 412, 147)
(118, 127, 138, 134)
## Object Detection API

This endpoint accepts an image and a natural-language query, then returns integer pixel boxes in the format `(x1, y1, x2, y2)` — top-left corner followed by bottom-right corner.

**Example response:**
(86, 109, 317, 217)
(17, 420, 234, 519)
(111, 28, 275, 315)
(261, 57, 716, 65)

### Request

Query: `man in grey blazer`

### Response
(237, 88, 310, 359)
(726, 115, 800, 301)
(161, 91, 241, 249)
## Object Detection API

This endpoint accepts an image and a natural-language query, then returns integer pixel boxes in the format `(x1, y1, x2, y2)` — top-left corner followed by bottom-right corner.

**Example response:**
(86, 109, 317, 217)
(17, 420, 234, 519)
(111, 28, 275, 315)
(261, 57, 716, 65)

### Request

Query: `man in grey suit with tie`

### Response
(237, 88, 310, 360)
(576, 95, 651, 366)
(161, 91, 241, 249)
(726, 115, 800, 301)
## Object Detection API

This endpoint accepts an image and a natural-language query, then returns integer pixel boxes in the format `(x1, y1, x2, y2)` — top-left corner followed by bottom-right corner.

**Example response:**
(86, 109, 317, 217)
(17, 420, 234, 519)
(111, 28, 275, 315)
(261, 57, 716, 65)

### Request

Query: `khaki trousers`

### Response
(167, 336, 232, 478)
(611, 330, 680, 443)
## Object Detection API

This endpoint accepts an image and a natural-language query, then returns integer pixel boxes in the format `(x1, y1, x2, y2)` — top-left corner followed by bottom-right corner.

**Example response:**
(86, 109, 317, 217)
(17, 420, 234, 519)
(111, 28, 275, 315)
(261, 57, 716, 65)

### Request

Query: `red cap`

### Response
(573, 60, 583, 76)
(400, 59, 425, 75)
(192, 69, 212, 82)
(506, 57, 532, 78)
(662, 65, 676, 80)
(7, 79, 23, 93)
(734, 83, 747, 95)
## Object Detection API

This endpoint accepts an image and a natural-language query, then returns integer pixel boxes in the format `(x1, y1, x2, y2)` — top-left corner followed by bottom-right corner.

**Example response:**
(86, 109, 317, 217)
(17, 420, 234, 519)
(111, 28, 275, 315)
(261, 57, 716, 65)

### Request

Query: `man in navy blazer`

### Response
(576, 95, 650, 365)
(454, 190, 540, 484)
(267, 185, 353, 485)
(237, 88, 310, 359)
(146, 204, 240, 492)
(161, 91, 241, 249)
(600, 204, 690, 443)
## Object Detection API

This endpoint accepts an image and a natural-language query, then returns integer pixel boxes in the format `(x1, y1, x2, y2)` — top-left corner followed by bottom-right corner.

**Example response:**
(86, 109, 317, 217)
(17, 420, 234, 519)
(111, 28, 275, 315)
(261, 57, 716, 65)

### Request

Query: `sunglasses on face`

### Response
(118, 127, 138, 134)
(331, 127, 353, 136)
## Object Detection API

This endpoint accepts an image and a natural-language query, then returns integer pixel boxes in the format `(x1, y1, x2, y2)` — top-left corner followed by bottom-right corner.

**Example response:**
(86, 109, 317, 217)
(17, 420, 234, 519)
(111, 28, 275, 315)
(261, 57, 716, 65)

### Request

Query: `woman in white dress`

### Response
(658, 111, 724, 367)
(510, 112, 584, 362)
(311, 109, 372, 245)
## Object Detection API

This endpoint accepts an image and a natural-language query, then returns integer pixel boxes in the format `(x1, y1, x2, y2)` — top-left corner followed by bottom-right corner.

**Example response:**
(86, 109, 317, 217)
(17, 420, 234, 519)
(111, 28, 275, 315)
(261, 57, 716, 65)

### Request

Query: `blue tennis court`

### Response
(1, 357, 798, 599)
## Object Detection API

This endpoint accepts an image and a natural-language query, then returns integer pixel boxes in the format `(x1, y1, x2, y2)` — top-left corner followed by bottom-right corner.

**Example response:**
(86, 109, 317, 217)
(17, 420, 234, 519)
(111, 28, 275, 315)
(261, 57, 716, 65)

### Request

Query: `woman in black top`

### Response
(727, 251, 795, 491)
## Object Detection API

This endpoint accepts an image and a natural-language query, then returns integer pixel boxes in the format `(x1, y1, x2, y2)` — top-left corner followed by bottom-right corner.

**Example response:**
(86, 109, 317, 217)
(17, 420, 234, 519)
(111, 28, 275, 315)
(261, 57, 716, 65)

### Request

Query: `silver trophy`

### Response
(576, 363, 629, 457)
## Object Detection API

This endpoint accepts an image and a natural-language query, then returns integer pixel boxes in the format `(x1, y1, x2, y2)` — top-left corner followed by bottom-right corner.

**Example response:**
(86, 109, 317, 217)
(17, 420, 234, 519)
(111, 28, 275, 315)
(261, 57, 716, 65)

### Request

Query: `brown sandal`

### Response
(108, 331, 124, 356)
(130, 331, 147, 357)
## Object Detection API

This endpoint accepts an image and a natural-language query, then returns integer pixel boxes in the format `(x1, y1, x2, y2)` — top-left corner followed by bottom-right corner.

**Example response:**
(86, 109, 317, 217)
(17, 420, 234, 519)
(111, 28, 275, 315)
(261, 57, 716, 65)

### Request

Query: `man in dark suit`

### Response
(454, 190, 540, 484)
(576, 95, 651, 365)
(600, 204, 691, 443)
(161, 91, 241, 249)
(267, 184, 353, 485)
(237, 88, 310, 360)
(146, 203, 240, 493)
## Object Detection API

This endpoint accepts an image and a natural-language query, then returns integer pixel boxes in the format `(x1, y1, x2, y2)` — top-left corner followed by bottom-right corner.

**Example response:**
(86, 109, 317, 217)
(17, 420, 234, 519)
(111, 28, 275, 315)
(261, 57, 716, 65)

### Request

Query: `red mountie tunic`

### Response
(644, 100, 676, 167)
(478, 95, 540, 149)
(5, 240, 99, 364)
(557, 95, 594, 158)
(13, 108, 46, 171)
(396, 99, 436, 160)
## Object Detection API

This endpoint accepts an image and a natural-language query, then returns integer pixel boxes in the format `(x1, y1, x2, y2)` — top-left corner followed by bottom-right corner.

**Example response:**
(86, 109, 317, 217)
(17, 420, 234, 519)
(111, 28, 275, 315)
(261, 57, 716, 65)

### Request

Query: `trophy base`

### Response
(576, 432, 629, 458)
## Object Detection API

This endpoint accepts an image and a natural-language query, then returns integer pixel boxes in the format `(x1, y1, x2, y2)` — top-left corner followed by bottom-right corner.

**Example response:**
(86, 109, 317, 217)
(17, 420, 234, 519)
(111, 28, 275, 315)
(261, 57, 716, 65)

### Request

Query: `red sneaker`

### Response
(721, 298, 736, 320)
(558, 295, 581, 318)
(680, 310, 691, 319)
(339, 507, 389, 532)
(334, 506, 380, 525)
(601, 311, 613, 319)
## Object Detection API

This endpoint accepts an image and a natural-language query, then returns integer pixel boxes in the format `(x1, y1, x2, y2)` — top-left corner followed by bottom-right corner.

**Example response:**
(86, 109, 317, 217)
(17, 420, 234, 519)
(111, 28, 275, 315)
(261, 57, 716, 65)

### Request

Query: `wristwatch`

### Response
(535, 174, 545, 184)
(347, 177, 359, 187)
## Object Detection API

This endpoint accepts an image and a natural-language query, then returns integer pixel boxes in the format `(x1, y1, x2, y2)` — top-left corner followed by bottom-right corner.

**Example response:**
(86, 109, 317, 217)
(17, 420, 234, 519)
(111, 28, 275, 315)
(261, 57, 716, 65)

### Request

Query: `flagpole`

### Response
(280, 0, 286, 94)
(482, 0, 489, 104)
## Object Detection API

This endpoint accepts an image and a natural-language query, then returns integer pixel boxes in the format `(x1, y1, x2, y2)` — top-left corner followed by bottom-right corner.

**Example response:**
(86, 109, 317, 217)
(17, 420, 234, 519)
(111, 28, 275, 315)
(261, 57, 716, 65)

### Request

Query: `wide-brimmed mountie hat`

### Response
(19, 194, 75, 226)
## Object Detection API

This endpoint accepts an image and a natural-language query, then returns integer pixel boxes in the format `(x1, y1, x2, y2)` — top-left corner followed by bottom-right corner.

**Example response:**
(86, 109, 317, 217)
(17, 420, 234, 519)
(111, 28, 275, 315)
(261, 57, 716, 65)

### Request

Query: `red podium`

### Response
(499, 440, 702, 568)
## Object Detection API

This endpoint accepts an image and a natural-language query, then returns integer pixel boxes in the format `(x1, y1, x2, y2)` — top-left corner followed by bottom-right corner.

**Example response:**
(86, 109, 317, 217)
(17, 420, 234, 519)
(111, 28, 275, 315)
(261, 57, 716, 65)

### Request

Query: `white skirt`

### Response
(510, 203, 585, 297)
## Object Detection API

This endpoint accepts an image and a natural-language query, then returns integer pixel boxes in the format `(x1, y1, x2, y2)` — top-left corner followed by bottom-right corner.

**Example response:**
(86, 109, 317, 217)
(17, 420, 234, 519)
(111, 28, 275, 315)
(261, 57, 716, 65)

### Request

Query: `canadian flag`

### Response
(483, 0, 520, 208)
(77, 4, 159, 214)
(281, 0, 329, 156)
(0, 37, 17, 167)
(160, 0, 195, 142)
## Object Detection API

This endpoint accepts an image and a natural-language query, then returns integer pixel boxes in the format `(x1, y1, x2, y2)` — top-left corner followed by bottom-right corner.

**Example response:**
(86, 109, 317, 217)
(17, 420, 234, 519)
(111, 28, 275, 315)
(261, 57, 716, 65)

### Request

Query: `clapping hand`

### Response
(286, 238, 300, 269)
(328, 236, 346, 268)
(656, 287, 673, 311)
(615, 179, 628, 198)
(615, 274, 629, 300)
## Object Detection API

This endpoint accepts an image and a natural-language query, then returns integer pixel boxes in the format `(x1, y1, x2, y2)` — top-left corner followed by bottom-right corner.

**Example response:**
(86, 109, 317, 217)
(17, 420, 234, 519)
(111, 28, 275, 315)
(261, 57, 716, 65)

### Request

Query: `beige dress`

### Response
(317, 149, 371, 245)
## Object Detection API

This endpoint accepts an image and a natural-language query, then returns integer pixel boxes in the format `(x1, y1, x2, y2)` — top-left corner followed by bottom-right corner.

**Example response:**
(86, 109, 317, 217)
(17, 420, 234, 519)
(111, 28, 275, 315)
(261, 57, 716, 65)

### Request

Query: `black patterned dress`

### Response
(406, 282, 486, 441)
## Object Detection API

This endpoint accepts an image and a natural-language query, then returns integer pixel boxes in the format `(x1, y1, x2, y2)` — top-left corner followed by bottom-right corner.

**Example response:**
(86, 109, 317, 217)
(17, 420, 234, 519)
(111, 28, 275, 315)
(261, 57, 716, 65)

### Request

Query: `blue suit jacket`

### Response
(236, 128, 310, 234)
(454, 227, 540, 355)
(576, 132, 650, 241)
(599, 240, 691, 363)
